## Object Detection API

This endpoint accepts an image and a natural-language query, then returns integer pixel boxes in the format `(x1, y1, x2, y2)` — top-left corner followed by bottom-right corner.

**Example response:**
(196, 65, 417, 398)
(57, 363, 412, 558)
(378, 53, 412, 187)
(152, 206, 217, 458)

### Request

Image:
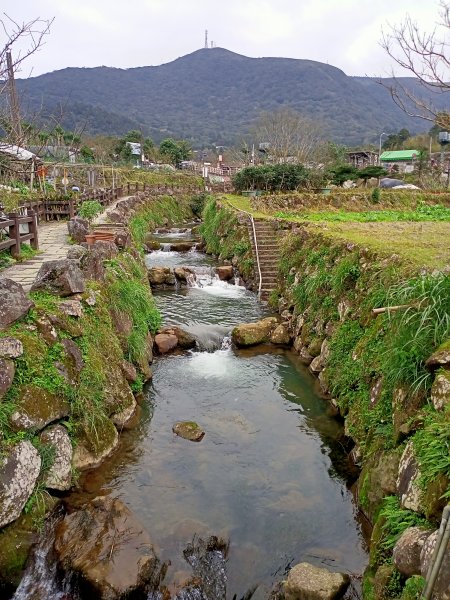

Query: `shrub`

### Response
(78, 200, 102, 224)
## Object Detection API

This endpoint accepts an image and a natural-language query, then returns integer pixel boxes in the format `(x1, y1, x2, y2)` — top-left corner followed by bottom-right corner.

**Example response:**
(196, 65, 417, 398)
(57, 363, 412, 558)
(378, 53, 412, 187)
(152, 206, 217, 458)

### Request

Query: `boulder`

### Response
(148, 267, 176, 286)
(35, 315, 58, 344)
(160, 326, 196, 349)
(216, 265, 233, 281)
(358, 450, 400, 521)
(66, 244, 88, 260)
(270, 324, 291, 345)
(111, 397, 138, 430)
(0, 337, 23, 359)
(232, 317, 279, 347)
(103, 363, 136, 417)
(0, 279, 33, 330)
(430, 369, 450, 411)
(72, 419, 119, 471)
(61, 338, 84, 378)
(80, 241, 118, 282)
(397, 441, 422, 512)
(307, 338, 323, 358)
(10, 385, 70, 432)
(40, 425, 73, 491)
(67, 216, 89, 243)
(0, 441, 41, 528)
(169, 242, 194, 252)
(393, 526, 432, 577)
(173, 421, 205, 442)
(392, 385, 426, 443)
(174, 267, 193, 283)
(121, 359, 138, 383)
(59, 299, 83, 318)
(284, 562, 350, 600)
(420, 529, 450, 600)
(54, 496, 165, 599)
(0, 359, 15, 400)
(135, 333, 153, 382)
(30, 259, 85, 297)
(425, 341, 450, 369)
(154, 333, 178, 354)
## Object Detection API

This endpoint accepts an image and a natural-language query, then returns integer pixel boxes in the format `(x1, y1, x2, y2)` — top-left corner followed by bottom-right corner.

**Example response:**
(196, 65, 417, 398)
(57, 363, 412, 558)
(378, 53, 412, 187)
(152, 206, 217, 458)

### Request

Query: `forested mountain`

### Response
(16, 48, 450, 147)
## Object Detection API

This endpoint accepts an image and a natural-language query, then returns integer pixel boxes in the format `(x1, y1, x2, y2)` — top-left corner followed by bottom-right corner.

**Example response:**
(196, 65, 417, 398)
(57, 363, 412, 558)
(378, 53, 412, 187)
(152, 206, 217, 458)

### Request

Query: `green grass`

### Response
(106, 253, 161, 362)
(275, 203, 450, 222)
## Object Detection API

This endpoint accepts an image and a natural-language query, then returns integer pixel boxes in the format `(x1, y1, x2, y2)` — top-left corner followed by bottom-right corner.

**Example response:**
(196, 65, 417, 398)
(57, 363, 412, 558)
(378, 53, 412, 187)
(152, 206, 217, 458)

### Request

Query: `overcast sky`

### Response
(2, 0, 442, 78)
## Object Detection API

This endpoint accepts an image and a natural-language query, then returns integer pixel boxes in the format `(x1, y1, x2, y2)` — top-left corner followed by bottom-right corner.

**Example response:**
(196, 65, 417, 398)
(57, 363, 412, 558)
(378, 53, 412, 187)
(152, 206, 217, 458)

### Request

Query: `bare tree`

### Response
(251, 108, 323, 164)
(381, 2, 450, 124)
(0, 14, 53, 145)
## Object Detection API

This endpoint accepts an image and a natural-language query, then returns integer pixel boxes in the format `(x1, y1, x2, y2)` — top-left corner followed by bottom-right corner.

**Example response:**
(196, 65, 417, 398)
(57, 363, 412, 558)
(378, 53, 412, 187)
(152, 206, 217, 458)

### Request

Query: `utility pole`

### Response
(6, 51, 22, 145)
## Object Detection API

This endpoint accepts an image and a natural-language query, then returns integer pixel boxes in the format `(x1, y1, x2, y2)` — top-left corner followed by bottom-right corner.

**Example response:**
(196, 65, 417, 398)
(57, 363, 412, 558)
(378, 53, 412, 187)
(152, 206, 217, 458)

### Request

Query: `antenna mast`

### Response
(204, 29, 208, 49)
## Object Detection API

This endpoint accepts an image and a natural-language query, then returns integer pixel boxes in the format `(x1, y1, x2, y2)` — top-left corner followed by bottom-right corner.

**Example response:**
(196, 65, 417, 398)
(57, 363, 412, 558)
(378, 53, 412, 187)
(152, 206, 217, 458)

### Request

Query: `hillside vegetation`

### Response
(17, 48, 450, 147)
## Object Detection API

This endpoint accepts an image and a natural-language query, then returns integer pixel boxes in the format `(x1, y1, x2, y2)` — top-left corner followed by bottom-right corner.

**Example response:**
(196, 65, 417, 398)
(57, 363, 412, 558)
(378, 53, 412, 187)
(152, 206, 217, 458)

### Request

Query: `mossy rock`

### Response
(373, 564, 398, 600)
(392, 385, 426, 444)
(73, 416, 119, 471)
(10, 385, 70, 431)
(0, 495, 57, 589)
(357, 448, 401, 523)
(172, 421, 205, 442)
(421, 473, 449, 522)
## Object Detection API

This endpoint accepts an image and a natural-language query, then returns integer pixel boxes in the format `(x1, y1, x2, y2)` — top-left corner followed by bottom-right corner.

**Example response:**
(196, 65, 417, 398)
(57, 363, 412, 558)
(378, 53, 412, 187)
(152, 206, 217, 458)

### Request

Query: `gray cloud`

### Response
(3, 0, 439, 77)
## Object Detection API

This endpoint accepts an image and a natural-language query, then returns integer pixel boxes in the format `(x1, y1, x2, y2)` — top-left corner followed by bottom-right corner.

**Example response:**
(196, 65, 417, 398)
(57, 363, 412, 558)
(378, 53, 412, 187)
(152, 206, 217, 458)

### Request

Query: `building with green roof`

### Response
(379, 150, 420, 161)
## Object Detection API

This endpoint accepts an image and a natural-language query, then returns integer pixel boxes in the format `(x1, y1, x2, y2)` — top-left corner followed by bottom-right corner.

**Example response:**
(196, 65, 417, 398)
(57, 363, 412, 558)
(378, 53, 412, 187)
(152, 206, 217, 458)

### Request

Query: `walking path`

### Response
(1, 196, 127, 292)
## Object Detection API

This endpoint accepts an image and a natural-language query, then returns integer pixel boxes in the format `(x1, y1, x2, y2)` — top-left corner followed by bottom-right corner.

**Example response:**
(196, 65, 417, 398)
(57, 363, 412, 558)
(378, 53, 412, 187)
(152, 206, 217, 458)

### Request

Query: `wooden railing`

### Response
(0, 210, 38, 257)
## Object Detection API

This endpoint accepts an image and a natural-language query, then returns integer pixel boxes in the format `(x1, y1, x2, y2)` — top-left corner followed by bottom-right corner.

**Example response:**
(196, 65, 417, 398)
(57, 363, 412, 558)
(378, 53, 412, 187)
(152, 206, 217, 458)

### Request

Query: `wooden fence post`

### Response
(68, 199, 75, 219)
(28, 209, 39, 250)
(8, 212, 21, 257)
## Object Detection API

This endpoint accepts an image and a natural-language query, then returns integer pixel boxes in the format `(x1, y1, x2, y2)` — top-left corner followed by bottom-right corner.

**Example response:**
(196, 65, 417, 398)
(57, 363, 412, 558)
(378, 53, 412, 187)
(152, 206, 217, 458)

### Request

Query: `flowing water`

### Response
(14, 230, 368, 599)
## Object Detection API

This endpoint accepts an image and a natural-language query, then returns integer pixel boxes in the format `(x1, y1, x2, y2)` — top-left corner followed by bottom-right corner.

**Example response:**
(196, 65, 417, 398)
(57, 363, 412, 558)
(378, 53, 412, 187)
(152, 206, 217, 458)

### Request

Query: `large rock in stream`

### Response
(231, 317, 279, 347)
(284, 562, 350, 600)
(54, 496, 165, 599)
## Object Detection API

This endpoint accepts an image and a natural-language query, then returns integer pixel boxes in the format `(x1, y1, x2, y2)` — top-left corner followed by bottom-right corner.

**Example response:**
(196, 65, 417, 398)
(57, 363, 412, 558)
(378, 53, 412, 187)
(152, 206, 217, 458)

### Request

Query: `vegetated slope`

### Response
(16, 48, 450, 147)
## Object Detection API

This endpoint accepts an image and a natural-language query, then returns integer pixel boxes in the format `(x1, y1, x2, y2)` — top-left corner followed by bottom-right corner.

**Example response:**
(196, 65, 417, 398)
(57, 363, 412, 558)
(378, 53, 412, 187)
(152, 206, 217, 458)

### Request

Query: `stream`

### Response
(14, 226, 368, 599)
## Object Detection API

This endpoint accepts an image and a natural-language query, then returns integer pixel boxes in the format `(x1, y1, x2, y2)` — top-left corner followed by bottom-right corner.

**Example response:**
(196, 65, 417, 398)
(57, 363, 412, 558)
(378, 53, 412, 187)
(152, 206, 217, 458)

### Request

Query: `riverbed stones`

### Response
(216, 265, 233, 280)
(31, 259, 85, 296)
(160, 326, 196, 349)
(173, 421, 205, 442)
(392, 526, 432, 577)
(154, 332, 178, 354)
(420, 529, 450, 599)
(232, 317, 279, 347)
(40, 425, 73, 491)
(0, 279, 33, 330)
(174, 266, 192, 282)
(430, 369, 450, 411)
(10, 385, 70, 431)
(170, 241, 194, 252)
(54, 496, 164, 599)
(0, 359, 15, 400)
(0, 337, 23, 359)
(0, 441, 41, 528)
(284, 562, 350, 600)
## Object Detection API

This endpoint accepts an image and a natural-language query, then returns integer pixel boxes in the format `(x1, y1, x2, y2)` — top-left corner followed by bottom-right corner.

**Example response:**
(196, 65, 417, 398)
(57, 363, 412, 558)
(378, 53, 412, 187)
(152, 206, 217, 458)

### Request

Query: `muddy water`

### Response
(73, 241, 368, 598)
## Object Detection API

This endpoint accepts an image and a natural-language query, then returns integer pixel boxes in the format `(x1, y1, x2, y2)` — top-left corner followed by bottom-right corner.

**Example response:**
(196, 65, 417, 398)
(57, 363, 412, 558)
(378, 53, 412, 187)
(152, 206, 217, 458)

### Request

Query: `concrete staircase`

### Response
(247, 219, 282, 302)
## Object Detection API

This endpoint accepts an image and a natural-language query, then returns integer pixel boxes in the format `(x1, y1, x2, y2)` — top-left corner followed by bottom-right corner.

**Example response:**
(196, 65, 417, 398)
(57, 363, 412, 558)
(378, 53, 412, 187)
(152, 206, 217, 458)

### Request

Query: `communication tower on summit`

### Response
(205, 30, 208, 49)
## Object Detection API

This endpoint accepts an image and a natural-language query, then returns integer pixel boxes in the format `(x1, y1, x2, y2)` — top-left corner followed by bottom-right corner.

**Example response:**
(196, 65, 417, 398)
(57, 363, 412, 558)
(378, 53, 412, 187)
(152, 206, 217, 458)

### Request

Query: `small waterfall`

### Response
(161, 243, 172, 252)
(13, 507, 78, 600)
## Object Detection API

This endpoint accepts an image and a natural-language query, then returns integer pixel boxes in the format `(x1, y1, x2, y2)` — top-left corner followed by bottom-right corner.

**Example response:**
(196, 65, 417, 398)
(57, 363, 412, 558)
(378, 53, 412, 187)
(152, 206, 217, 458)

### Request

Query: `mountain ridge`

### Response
(16, 47, 449, 147)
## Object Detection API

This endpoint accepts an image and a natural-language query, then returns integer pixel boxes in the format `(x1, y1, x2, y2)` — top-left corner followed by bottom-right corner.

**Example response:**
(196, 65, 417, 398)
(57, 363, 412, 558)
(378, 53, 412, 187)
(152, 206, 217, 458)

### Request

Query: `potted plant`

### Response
(77, 200, 104, 245)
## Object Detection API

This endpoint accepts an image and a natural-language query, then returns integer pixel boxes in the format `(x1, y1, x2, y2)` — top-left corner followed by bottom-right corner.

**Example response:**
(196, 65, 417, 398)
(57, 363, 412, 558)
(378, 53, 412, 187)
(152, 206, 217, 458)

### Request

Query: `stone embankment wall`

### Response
(201, 201, 450, 599)
(0, 189, 194, 593)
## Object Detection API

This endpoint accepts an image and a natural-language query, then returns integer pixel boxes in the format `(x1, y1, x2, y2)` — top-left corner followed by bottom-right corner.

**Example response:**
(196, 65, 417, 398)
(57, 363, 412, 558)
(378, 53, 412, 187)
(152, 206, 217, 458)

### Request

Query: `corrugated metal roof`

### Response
(380, 150, 420, 161)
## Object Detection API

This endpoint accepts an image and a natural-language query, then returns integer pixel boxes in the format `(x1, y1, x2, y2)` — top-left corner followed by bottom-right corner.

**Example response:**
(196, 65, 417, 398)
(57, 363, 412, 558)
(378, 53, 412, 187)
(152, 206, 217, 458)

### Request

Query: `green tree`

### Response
(159, 138, 191, 166)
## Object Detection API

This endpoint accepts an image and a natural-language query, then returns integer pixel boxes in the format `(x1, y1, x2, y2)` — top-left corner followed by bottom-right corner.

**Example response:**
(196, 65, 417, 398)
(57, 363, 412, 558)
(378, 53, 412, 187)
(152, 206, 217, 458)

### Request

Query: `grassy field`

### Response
(222, 194, 450, 270)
